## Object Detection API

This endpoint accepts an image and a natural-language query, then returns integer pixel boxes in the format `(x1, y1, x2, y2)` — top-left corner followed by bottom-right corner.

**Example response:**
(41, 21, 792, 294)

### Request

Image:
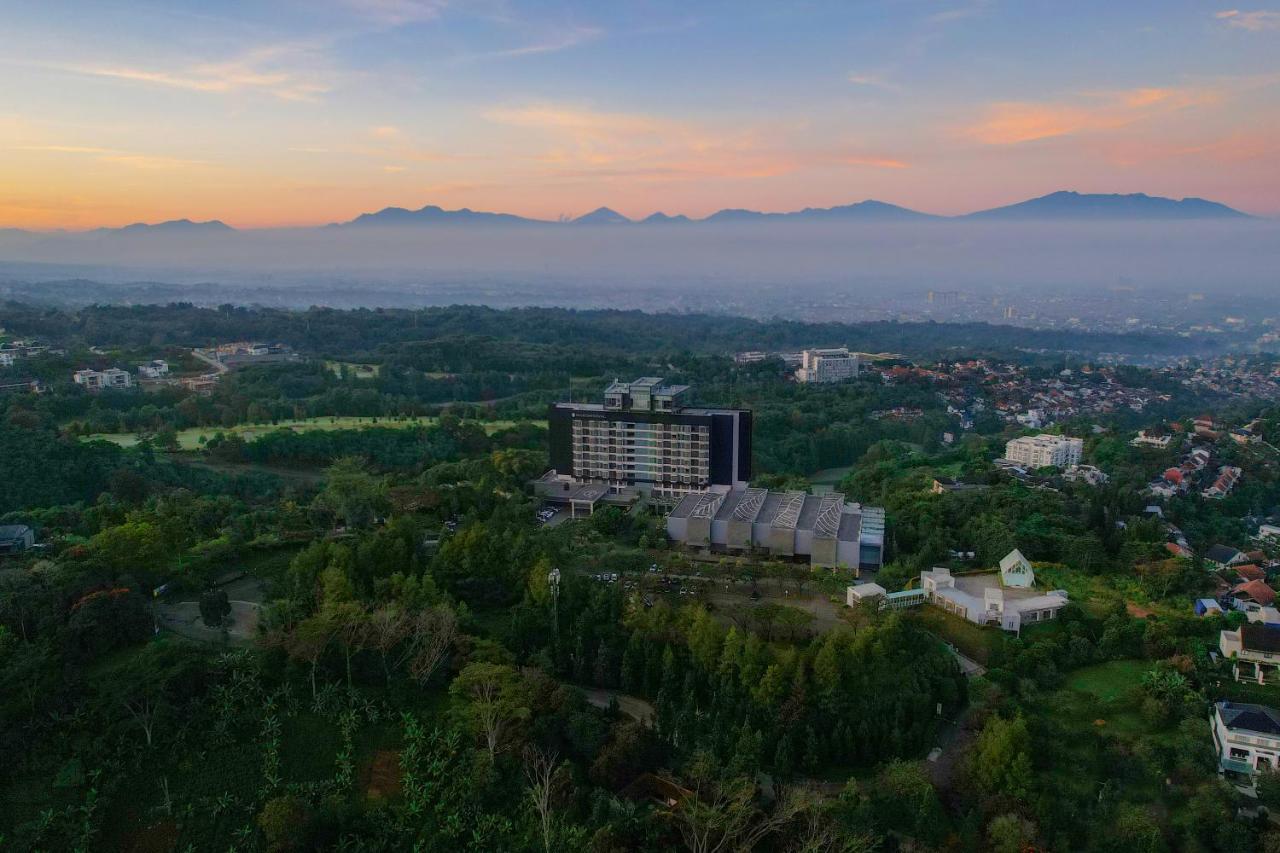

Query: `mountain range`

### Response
(331, 191, 1254, 228)
(0, 192, 1258, 236)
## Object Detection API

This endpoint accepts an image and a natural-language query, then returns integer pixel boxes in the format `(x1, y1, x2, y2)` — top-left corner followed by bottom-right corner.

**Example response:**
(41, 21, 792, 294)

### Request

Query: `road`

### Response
(580, 687, 655, 726)
(190, 348, 229, 374)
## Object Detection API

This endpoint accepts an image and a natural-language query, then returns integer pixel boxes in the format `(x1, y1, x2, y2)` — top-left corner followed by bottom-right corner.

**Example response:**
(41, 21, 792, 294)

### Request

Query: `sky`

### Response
(2, 0, 1279, 229)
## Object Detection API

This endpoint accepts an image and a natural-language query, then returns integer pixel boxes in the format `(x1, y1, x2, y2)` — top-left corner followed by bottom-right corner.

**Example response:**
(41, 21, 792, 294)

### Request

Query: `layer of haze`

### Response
(1, 222, 1276, 304)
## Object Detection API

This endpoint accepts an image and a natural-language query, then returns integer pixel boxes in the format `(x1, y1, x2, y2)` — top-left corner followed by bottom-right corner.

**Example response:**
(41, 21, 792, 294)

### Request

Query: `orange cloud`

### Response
(962, 86, 1214, 144)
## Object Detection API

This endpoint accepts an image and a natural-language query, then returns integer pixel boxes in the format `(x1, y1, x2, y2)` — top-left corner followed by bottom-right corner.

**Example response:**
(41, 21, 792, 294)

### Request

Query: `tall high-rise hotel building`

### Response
(547, 378, 751, 501)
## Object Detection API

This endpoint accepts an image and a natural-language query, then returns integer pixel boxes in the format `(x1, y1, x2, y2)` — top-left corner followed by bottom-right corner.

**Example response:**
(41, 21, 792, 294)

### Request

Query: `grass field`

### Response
(82, 416, 535, 450)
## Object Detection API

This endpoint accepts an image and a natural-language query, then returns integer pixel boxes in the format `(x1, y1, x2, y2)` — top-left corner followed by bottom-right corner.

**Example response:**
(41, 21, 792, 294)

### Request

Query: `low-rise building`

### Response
(1131, 430, 1173, 449)
(846, 582, 887, 607)
(138, 359, 170, 379)
(665, 487, 885, 571)
(930, 477, 989, 495)
(1211, 700, 1280, 786)
(1003, 434, 1083, 469)
(73, 368, 133, 391)
(1195, 598, 1225, 617)
(0, 352, 14, 368)
(0, 524, 35, 555)
(795, 348, 862, 384)
(920, 552, 1068, 633)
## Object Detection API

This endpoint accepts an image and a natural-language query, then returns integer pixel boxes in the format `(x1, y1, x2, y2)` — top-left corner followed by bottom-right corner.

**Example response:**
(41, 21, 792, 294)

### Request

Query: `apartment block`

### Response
(73, 368, 133, 391)
(795, 348, 862, 384)
(1003, 434, 1083, 469)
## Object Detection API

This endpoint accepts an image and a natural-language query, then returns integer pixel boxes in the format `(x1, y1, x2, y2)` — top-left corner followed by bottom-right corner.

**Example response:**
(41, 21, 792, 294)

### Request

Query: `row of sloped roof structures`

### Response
(666, 487, 884, 571)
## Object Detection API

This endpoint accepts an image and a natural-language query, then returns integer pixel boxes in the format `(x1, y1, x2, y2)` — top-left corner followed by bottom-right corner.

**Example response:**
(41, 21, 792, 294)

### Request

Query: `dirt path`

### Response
(174, 456, 326, 485)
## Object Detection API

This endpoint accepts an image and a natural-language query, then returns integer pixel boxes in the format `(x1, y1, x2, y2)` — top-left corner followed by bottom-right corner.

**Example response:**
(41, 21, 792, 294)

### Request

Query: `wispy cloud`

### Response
(962, 86, 1215, 144)
(451, 24, 603, 62)
(42, 42, 333, 102)
(1216, 9, 1280, 31)
(12, 144, 208, 170)
(485, 102, 907, 181)
(840, 155, 909, 169)
(370, 125, 401, 138)
(342, 0, 448, 27)
(847, 72, 898, 90)
(927, 0, 991, 25)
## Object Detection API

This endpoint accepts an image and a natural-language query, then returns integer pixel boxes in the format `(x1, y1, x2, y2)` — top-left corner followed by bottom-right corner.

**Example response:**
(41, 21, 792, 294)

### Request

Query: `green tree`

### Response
(450, 661, 530, 761)
(312, 457, 388, 529)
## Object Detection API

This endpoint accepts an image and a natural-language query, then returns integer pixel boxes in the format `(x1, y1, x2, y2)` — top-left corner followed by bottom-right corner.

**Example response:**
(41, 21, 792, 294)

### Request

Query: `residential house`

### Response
(0, 352, 13, 368)
(1203, 466, 1242, 500)
(1234, 565, 1267, 583)
(1206, 544, 1248, 570)
(1220, 624, 1280, 683)
(1211, 700, 1280, 787)
(1229, 580, 1277, 613)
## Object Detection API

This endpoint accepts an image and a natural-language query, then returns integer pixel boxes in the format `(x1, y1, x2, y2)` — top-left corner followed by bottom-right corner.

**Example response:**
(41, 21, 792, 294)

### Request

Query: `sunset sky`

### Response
(4, 1, 1280, 228)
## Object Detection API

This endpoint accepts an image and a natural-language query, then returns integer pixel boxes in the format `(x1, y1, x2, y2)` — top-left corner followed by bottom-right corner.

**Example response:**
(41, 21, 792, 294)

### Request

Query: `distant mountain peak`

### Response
(640, 211, 691, 224)
(115, 218, 235, 234)
(572, 206, 632, 225)
(965, 190, 1251, 220)
(342, 204, 540, 227)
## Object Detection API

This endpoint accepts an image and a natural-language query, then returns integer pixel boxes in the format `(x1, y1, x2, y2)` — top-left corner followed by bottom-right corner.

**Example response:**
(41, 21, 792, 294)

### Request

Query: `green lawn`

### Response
(908, 607, 1005, 664)
(1064, 659, 1153, 702)
(81, 416, 535, 450)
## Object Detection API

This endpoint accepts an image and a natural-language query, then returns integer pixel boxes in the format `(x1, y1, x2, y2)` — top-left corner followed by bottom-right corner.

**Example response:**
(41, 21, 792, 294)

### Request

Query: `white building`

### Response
(846, 582, 887, 607)
(73, 368, 133, 391)
(795, 348, 862, 384)
(1131, 430, 1173, 449)
(920, 551, 1068, 633)
(0, 352, 14, 368)
(1211, 700, 1280, 787)
(1004, 434, 1083, 470)
(138, 359, 170, 379)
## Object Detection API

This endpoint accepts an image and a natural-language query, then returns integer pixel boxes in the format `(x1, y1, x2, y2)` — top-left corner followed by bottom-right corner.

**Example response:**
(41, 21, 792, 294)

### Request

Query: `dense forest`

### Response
(2, 302, 1280, 851)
